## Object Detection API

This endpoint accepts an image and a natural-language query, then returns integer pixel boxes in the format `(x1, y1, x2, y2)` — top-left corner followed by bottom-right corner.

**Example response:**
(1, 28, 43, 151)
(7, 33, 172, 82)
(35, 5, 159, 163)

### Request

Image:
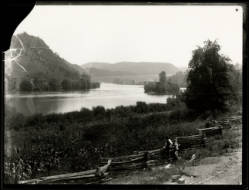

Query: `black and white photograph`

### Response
(3, 3, 244, 185)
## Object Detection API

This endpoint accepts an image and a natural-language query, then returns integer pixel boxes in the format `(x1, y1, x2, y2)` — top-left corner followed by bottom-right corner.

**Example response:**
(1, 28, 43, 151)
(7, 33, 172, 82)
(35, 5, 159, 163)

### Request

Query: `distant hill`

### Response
(5, 32, 92, 92)
(85, 67, 135, 77)
(7, 32, 86, 80)
(83, 61, 179, 75)
(82, 61, 179, 83)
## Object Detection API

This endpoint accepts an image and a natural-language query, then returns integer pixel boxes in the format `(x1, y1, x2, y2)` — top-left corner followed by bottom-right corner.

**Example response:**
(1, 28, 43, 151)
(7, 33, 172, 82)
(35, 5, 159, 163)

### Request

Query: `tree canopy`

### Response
(184, 40, 237, 112)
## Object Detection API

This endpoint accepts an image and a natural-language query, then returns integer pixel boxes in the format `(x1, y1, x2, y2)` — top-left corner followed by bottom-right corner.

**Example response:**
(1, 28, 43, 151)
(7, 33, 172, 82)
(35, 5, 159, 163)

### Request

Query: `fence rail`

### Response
(18, 168, 107, 184)
(198, 126, 223, 137)
(176, 134, 206, 150)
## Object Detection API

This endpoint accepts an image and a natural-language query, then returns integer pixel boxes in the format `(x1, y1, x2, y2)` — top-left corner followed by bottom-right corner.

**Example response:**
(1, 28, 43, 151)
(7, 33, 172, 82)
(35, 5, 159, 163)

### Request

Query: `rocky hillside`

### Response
(8, 32, 86, 80)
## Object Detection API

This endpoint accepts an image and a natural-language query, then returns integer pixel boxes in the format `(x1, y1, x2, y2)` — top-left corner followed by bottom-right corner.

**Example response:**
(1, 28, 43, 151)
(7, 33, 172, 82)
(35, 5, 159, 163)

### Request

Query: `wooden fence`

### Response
(100, 148, 165, 171)
(176, 134, 206, 150)
(18, 168, 108, 184)
(198, 126, 222, 137)
(101, 153, 146, 171)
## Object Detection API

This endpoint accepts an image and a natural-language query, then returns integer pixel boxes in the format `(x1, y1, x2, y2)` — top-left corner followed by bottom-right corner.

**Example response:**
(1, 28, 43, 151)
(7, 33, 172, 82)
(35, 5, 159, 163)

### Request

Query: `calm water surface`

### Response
(5, 83, 171, 116)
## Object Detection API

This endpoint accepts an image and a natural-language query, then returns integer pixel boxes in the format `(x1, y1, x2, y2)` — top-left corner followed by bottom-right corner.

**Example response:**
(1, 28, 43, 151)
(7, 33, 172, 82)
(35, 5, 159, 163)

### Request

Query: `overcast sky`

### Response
(14, 5, 243, 68)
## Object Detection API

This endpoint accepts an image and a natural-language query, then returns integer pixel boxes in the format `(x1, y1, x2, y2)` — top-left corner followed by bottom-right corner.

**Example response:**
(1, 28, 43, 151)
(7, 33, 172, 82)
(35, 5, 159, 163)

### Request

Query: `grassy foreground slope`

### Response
(106, 110, 242, 184)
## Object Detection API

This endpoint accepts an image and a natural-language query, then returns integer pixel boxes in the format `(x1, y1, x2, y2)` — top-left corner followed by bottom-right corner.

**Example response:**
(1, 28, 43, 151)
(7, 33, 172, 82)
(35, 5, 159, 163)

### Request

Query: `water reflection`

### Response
(5, 83, 170, 116)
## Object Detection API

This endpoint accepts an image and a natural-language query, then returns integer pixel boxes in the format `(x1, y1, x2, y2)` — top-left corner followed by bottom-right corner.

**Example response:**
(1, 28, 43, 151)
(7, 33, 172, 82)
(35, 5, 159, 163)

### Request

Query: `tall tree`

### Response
(48, 78, 60, 91)
(184, 40, 235, 112)
(80, 74, 90, 90)
(61, 79, 72, 90)
(159, 71, 167, 85)
(158, 71, 167, 93)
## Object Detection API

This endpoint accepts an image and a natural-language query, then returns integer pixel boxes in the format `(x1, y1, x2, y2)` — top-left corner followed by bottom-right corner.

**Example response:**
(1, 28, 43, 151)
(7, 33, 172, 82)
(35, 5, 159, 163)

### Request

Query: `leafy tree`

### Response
(184, 40, 235, 112)
(168, 71, 187, 88)
(48, 78, 60, 91)
(144, 82, 157, 93)
(31, 73, 49, 91)
(165, 82, 180, 96)
(92, 106, 106, 118)
(91, 82, 100, 89)
(159, 71, 167, 85)
(135, 102, 148, 113)
(61, 79, 72, 90)
(80, 74, 90, 90)
(19, 79, 33, 91)
(158, 71, 167, 93)
(71, 80, 80, 90)
(227, 65, 242, 104)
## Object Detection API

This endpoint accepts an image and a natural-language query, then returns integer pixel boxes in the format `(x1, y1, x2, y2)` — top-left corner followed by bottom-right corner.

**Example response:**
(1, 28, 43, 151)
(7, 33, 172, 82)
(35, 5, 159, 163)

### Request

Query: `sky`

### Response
(14, 5, 243, 68)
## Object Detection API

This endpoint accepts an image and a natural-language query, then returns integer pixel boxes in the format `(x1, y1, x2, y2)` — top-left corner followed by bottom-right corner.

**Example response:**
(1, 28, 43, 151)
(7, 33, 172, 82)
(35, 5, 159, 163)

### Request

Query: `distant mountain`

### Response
(5, 32, 91, 91)
(85, 68, 135, 77)
(82, 61, 179, 75)
(82, 61, 179, 83)
(7, 32, 86, 80)
(83, 62, 112, 70)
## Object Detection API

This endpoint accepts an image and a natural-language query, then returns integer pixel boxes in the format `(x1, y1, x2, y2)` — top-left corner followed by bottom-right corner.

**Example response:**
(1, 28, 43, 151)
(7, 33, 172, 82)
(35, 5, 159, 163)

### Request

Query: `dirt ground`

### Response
(178, 149, 242, 184)
(106, 149, 242, 184)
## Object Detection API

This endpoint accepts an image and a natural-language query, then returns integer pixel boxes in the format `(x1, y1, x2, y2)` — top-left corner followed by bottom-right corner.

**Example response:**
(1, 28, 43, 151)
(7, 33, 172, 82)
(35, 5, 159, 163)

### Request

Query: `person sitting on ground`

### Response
(164, 136, 173, 160)
(174, 138, 181, 160)
(169, 140, 178, 162)
(169, 138, 181, 163)
(95, 159, 112, 177)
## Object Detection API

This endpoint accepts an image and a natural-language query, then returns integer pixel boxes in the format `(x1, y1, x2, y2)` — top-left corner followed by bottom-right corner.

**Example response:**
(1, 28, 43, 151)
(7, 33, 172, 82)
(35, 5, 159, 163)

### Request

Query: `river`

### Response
(5, 83, 171, 116)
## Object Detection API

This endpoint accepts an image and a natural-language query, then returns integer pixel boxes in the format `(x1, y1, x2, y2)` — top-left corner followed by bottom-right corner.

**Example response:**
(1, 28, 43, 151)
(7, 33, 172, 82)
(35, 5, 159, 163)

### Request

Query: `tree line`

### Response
(14, 73, 100, 92)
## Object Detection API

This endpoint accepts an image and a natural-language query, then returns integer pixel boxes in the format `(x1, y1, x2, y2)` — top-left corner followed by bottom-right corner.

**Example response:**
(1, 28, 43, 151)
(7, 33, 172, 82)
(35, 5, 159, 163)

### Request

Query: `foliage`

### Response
(5, 97, 196, 181)
(4, 157, 32, 183)
(61, 79, 72, 90)
(227, 66, 242, 104)
(48, 78, 61, 91)
(18, 76, 99, 92)
(168, 71, 187, 88)
(184, 40, 238, 113)
(19, 79, 33, 91)
(159, 71, 167, 85)
(90, 82, 100, 89)
(144, 71, 180, 95)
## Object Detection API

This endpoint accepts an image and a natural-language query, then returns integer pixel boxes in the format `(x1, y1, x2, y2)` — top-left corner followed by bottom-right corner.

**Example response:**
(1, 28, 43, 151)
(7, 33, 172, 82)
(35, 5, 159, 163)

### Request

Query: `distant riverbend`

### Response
(5, 83, 171, 116)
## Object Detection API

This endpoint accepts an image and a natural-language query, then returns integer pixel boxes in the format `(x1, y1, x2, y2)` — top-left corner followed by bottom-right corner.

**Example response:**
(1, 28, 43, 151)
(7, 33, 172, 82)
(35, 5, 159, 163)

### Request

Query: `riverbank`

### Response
(5, 83, 170, 116)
